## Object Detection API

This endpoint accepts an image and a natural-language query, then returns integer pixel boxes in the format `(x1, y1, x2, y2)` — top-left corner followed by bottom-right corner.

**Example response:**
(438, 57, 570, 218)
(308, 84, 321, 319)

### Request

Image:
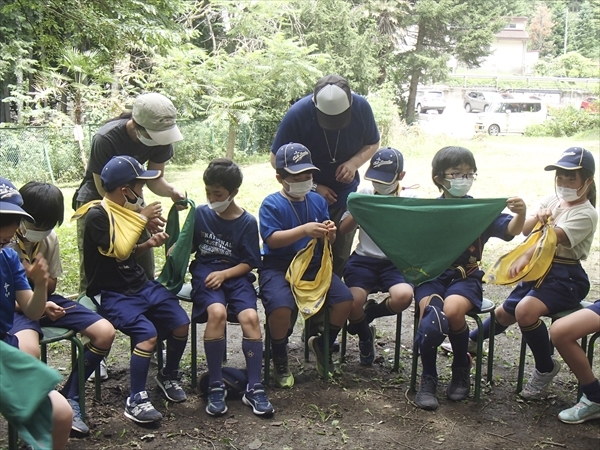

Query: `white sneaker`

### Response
(520, 358, 561, 400)
(87, 358, 108, 382)
(441, 338, 478, 355)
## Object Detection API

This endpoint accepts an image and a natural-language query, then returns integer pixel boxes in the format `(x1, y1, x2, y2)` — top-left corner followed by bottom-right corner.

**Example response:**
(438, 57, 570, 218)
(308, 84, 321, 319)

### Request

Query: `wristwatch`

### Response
(311, 183, 318, 192)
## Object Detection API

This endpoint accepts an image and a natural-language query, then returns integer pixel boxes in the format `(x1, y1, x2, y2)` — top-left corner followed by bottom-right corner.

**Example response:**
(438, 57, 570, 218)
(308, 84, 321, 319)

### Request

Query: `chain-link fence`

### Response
(0, 120, 279, 185)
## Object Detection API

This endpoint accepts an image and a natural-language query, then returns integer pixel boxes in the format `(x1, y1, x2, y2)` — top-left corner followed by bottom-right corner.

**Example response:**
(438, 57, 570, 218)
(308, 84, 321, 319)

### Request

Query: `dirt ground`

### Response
(2, 284, 598, 450)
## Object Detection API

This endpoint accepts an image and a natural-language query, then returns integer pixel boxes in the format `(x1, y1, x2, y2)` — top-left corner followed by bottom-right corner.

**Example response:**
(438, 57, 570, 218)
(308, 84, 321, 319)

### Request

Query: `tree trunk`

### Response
(225, 121, 236, 160)
(406, 23, 425, 125)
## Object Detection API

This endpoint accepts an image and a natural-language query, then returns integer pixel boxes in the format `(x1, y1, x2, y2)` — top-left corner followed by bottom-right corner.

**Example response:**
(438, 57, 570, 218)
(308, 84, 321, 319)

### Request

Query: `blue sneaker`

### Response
(124, 391, 163, 424)
(242, 383, 275, 416)
(67, 398, 89, 435)
(206, 382, 228, 416)
(155, 369, 187, 403)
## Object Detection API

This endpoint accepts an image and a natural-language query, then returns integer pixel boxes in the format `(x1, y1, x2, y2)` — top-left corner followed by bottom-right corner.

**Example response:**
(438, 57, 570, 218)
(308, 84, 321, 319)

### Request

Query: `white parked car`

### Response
(475, 98, 547, 135)
(415, 89, 446, 114)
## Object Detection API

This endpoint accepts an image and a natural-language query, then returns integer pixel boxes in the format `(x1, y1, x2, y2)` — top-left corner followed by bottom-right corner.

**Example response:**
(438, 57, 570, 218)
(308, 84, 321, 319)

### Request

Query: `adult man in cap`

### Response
(271, 75, 380, 276)
(75, 93, 186, 294)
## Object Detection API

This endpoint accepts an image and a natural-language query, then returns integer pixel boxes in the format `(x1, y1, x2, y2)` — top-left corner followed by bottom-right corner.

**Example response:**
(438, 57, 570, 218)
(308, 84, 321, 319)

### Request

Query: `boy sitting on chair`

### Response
(9, 182, 115, 436)
(258, 143, 352, 386)
(78, 155, 189, 424)
(190, 158, 273, 417)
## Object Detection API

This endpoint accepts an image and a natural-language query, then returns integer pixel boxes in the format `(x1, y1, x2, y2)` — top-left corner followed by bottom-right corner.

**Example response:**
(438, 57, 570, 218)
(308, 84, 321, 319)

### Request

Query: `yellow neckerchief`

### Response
(14, 228, 41, 264)
(72, 197, 147, 260)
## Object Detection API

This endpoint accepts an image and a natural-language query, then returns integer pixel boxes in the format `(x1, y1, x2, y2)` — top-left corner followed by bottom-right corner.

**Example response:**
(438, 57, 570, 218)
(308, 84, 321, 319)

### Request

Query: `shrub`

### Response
(525, 106, 600, 137)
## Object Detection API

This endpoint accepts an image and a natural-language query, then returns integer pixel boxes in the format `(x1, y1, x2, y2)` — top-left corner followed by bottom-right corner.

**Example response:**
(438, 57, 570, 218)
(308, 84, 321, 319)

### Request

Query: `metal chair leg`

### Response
(393, 312, 402, 372)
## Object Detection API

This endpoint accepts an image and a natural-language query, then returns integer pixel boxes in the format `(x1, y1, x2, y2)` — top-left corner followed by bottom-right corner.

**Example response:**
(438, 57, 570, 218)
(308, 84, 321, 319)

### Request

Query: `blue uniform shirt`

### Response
(271, 94, 380, 209)
(259, 191, 330, 269)
(0, 248, 30, 334)
(191, 205, 262, 269)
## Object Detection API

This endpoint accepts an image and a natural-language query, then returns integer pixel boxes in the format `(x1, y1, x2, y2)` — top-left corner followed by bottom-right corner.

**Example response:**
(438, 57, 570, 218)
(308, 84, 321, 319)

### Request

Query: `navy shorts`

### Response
(259, 268, 352, 317)
(588, 300, 600, 316)
(190, 262, 257, 323)
(343, 253, 411, 292)
(10, 294, 103, 337)
(1, 333, 20, 348)
(415, 268, 484, 312)
(502, 262, 589, 316)
(97, 280, 190, 345)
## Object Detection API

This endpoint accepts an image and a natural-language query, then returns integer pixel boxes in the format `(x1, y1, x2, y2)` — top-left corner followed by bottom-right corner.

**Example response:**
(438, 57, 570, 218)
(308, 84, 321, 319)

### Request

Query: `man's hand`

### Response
(26, 254, 49, 288)
(146, 232, 169, 248)
(315, 184, 338, 205)
(335, 161, 357, 184)
(205, 271, 226, 290)
(171, 188, 188, 211)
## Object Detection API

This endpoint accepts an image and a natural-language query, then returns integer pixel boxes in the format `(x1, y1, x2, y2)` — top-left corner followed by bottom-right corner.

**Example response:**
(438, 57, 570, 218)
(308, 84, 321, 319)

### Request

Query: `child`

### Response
(259, 143, 353, 387)
(414, 146, 526, 411)
(340, 147, 415, 365)
(8, 182, 115, 436)
(81, 155, 190, 424)
(468, 147, 597, 400)
(551, 300, 600, 424)
(190, 158, 273, 417)
(0, 177, 72, 449)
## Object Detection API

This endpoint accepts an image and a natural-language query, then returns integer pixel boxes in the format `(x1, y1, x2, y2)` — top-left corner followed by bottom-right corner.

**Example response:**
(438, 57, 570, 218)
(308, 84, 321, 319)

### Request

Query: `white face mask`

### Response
(123, 187, 145, 211)
(208, 196, 233, 213)
(284, 179, 313, 198)
(135, 129, 160, 147)
(444, 178, 473, 197)
(556, 183, 587, 203)
(20, 224, 52, 243)
(373, 181, 399, 195)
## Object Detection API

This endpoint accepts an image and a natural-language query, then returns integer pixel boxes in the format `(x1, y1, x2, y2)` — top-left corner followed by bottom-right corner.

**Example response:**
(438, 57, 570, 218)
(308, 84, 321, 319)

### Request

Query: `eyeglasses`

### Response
(0, 237, 18, 249)
(444, 172, 477, 180)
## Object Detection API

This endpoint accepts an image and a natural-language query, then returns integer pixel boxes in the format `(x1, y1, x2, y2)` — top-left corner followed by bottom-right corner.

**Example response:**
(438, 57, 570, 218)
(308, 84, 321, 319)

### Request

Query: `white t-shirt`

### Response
(342, 185, 418, 259)
(10, 231, 63, 279)
(540, 194, 598, 260)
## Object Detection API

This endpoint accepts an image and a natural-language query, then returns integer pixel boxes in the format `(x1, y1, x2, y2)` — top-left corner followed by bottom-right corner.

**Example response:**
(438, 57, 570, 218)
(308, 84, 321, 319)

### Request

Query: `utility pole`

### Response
(563, 7, 568, 55)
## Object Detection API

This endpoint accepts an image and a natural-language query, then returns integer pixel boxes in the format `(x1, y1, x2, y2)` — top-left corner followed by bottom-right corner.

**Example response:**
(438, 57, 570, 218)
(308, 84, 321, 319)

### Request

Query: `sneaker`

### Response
(155, 369, 187, 403)
(441, 338, 478, 355)
(301, 328, 340, 353)
(520, 358, 561, 400)
(446, 354, 472, 401)
(124, 391, 163, 423)
(273, 358, 294, 389)
(358, 325, 376, 366)
(206, 382, 228, 416)
(308, 336, 333, 378)
(87, 358, 108, 382)
(558, 394, 600, 424)
(67, 398, 89, 435)
(415, 375, 439, 411)
(242, 383, 275, 416)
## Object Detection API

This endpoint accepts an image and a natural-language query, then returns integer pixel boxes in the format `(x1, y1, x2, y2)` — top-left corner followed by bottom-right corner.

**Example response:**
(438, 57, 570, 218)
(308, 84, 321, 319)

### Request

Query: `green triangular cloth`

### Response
(347, 194, 508, 285)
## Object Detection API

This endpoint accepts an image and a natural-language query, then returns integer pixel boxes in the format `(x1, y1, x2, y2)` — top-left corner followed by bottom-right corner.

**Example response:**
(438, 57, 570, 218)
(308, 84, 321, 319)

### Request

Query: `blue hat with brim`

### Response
(275, 143, 320, 174)
(415, 294, 449, 352)
(0, 178, 34, 222)
(544, 147, 595, 175)
(101, 155, 161, 191)
(365, 147, 404, 184)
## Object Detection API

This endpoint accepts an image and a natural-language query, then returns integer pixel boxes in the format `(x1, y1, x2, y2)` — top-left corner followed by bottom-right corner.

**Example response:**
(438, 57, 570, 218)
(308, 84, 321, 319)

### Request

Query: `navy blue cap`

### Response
(415, 295, 448, 352)
(544, 147, 595, 175)
(364, 147, 404, 184)
(101, 155, 161, 191)
(0, 177, 34, 222)
(275, 143, 320, 174)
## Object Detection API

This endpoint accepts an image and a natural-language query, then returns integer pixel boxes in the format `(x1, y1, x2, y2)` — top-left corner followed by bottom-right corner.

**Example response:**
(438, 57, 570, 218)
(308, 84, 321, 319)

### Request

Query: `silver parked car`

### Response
(415, 89, 446, 114)
(463, 91, 502, 113)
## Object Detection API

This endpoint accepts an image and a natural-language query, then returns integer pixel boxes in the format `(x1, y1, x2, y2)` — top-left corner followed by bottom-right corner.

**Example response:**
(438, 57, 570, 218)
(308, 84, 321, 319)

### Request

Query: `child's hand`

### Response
(147, 232, 169, 248)
(508, 253, 530, 278)
(44, 301, 65, 321)
(140, 201, 163, 220)
(506, 197, 526, 215)
(323, 220, 337, 234)
(26, 254, 49, 288)
(534, 207, 553, 225)
(304, 222, 329, 238)
(205, 271, 226, 290)
(146, 216, 166, 234)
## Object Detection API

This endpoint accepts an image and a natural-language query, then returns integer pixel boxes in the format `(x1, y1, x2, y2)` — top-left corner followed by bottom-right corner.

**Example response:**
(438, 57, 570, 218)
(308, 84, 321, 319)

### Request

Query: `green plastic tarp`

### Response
(347, 194, 508, 285)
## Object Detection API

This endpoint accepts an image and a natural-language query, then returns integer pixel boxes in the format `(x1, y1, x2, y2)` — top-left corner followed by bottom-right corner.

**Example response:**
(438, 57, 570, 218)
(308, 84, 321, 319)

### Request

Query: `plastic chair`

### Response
(516, 301, 589, 394)
(39, 327, 87, 420)
(410, 297, 496, 402)
(339, 295, 404, 372)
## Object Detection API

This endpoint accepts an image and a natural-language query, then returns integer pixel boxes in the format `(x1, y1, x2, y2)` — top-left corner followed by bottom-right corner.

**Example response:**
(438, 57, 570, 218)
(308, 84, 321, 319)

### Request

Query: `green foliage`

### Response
(525, 106, 600, 137)
(365, 84, 399, 147)
(573, 0, 600, 59)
